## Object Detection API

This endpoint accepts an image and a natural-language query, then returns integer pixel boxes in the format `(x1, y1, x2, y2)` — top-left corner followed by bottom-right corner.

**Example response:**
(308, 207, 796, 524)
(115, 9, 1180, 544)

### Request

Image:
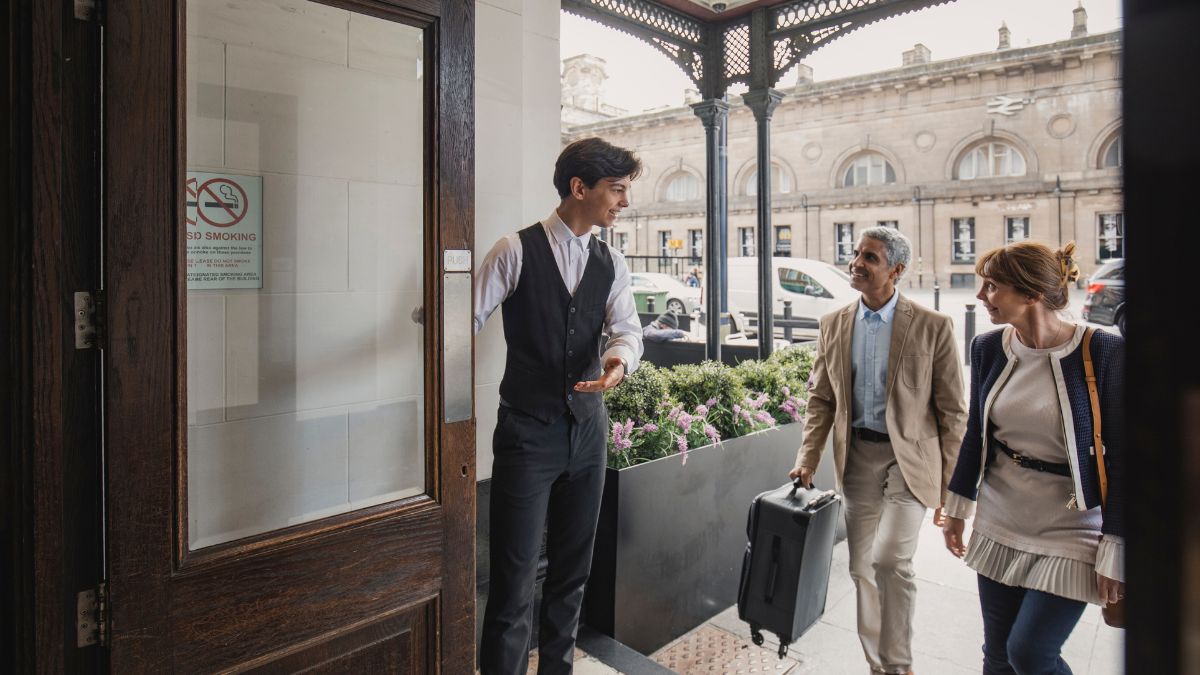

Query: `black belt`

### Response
(852, 427, 890, 443)
(992, 437, 1071, 477)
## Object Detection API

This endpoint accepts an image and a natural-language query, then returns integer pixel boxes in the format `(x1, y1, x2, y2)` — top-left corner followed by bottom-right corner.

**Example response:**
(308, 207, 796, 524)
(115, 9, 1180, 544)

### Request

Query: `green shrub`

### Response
(604, 361, 672, 426)
(664, 361, 746, 438)
(602, 349, 815, 469)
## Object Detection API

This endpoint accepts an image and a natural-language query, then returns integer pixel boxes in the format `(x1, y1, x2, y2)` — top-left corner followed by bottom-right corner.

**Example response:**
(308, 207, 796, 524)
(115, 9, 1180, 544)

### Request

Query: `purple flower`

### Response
(676, 412, 694, 429)
(755, 411, 776, 425)
(695, 404, 709, 416)
(706, 398, 717, 407)
(733, 404, 742, 415)
(782, 386, 790, 396)
(704, 424, 720, 443)
(643, 422, 659, 432)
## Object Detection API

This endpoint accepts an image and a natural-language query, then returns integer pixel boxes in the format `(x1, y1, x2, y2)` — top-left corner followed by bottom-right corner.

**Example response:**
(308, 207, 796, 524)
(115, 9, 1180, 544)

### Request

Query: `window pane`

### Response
(185, 3, 426, 549)
(835, 223, 854, 263)
(1010, 148, 1025, 176)
(952, 218, 976, 262)
(1097, 214, 1124, 260)
(1104, 136, 1122, 168)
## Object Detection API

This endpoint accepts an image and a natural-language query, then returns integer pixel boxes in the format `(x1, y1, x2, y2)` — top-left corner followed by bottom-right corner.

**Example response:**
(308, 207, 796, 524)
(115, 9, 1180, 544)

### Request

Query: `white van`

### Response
(726, 257, 856, 337)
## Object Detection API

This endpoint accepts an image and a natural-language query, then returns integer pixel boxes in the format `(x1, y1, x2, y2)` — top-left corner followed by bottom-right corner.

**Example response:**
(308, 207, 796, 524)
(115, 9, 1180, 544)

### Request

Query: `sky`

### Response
(560, 0, 1123, 113)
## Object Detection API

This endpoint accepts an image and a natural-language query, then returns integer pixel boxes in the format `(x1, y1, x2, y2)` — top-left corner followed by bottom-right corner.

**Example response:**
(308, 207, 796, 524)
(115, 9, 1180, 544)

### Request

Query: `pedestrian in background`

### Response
(942, 241, 1124, 675)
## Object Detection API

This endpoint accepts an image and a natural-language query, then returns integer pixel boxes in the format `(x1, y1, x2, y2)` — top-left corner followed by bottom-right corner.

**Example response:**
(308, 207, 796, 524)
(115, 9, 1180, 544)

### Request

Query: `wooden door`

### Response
(102, 0, 475, 671)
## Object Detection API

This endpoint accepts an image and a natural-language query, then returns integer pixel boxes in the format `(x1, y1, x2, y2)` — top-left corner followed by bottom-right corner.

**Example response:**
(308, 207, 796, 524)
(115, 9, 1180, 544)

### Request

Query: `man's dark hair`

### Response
(553, 137, 643, 198)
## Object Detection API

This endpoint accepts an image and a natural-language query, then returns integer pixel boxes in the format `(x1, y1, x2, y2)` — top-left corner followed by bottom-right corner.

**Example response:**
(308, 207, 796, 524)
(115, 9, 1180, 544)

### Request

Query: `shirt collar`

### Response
(857, 290, 900, 323)
(545, 210, 592, 249)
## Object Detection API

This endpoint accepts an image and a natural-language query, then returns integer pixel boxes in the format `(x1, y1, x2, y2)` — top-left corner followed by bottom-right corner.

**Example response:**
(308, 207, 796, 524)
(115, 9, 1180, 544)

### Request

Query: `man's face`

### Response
(575, 176, 631, 229)
(848, 236, 902, 297)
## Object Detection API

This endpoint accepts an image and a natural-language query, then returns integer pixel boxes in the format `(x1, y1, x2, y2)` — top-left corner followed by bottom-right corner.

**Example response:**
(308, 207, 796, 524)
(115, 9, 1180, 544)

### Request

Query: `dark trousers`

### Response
(479, 405, 608, 675)
(977, 574, 1087, 675)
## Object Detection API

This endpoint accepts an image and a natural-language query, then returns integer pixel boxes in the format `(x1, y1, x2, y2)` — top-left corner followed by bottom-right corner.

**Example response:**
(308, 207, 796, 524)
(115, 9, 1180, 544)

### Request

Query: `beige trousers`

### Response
(842, 437, 928, 674)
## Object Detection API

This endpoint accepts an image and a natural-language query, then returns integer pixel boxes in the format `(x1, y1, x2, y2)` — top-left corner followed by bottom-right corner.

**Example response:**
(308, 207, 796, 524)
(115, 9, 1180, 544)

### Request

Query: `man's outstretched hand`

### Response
(574, 357, 626, 393)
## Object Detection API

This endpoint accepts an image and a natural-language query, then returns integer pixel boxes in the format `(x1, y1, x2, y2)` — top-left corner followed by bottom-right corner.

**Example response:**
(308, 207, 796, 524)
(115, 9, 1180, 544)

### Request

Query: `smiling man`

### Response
(474, 137, 643, 675)
(789, 226, 967, 675)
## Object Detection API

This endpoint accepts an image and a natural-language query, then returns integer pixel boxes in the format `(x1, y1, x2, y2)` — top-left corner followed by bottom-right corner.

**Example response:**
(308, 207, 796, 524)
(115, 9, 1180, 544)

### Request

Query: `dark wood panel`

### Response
(2, 0, 32, 671)
(435, 0, 477, 672)
(30, 0, 104, 672)
(251, 603, 433, 674)
(170, 506, 444, 671)
(103, 0, 179, 670)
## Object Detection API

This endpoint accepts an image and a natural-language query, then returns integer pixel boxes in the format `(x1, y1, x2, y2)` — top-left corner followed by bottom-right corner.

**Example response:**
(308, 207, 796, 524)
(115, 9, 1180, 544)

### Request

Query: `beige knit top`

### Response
(944, 325, 1123, 605)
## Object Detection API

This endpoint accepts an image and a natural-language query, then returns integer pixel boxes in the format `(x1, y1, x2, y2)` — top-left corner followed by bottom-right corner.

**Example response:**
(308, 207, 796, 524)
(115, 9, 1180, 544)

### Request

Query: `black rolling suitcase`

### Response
(737, 479, 842, 658)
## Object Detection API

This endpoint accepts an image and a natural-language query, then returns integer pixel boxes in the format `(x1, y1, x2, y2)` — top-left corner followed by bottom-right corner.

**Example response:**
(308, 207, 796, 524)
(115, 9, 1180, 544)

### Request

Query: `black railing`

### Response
(624, 255, 702, 279)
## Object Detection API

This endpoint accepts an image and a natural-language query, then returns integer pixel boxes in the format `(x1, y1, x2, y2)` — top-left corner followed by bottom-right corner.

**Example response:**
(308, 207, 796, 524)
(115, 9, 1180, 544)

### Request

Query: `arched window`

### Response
(1102, 135, 1122, 168)
(841, 153, 897, 187)
(662, 172, 700, 202)
(745, 164, 792, 196)
(957, 141, 1026, 180)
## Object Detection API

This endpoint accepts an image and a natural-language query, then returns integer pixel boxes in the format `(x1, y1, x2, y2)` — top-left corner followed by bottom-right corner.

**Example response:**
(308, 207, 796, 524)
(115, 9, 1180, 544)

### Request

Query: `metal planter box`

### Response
(583, 422, 805, 655)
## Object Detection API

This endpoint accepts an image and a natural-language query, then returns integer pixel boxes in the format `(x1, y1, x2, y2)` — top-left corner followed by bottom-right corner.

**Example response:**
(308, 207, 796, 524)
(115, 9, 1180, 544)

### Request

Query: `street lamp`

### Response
(1053, 176, 1063, 245)
(912, 186, 924, 288)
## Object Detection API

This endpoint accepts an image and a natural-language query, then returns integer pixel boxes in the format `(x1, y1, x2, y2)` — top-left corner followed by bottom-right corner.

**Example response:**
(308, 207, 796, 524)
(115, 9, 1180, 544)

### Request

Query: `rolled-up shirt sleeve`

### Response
(601, 249, 643, 374)
(474, 234, 521, 334)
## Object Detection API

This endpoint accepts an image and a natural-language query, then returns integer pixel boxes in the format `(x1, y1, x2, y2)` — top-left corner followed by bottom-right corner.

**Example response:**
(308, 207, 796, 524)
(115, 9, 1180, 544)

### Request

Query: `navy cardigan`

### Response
(946, 327, 1124, 537)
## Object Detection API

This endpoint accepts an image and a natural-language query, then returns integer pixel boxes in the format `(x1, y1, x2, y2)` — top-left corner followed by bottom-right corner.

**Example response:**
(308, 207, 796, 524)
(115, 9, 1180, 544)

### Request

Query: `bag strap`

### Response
(1082, 327, 1108, 506)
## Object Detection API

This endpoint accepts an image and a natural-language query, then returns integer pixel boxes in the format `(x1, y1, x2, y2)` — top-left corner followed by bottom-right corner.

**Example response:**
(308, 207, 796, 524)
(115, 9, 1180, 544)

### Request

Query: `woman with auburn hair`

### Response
(941, 241, 1124, 675)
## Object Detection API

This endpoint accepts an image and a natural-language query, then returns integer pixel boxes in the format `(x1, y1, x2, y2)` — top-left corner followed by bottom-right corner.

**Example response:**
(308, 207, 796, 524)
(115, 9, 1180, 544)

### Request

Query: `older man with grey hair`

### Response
(790, 226, 967, 675)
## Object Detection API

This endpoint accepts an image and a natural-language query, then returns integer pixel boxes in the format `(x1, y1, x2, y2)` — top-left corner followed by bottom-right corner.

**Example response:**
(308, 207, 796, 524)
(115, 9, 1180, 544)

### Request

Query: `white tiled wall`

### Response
(473, 0, 562, 481)
(186, 0, 426, 548)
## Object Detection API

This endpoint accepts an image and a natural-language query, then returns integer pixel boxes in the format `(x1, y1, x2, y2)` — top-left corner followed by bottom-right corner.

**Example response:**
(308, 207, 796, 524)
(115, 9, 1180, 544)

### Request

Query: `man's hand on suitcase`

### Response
(942, 516, 967, 558)
(788, 466, 814, 488)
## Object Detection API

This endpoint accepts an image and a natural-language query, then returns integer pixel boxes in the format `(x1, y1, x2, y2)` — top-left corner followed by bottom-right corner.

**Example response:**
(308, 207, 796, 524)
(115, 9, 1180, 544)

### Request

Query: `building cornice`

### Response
(563, 30, 1121, 137)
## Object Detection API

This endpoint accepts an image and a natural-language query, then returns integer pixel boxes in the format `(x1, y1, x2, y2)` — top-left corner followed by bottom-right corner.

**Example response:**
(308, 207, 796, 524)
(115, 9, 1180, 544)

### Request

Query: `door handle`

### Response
(411, 305, 424, 325)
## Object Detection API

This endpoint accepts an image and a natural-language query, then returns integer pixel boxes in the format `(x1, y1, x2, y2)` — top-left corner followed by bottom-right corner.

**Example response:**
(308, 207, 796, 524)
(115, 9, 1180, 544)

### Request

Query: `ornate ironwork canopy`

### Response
(561, 0, 954, 98)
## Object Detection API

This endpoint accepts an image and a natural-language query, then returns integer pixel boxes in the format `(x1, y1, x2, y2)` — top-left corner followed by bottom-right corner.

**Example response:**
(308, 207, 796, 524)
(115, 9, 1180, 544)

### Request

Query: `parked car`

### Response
(630, 272, 702, 315)
(727, 256, 855, 319)
(1081, 258, 1125, 334)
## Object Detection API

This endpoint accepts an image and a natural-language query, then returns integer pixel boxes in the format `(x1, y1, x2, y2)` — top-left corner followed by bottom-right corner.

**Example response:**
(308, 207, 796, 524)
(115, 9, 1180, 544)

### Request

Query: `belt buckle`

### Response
(1010, 452, 1024, 466)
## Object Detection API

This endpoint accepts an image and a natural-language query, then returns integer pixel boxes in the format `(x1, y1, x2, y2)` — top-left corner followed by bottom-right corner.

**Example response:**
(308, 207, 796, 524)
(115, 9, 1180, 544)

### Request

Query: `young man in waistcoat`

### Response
(474, 137, 644, 675)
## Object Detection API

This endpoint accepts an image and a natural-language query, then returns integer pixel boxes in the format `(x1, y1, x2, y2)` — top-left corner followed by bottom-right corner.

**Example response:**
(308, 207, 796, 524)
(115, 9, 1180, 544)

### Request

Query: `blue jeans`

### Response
(977, 574, 1087, 675)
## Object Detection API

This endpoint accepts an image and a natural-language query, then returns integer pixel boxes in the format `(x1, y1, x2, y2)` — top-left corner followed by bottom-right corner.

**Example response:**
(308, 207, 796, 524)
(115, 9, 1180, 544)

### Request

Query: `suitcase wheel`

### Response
(777, 643, 788, 659)
(750, 628, 764, 646)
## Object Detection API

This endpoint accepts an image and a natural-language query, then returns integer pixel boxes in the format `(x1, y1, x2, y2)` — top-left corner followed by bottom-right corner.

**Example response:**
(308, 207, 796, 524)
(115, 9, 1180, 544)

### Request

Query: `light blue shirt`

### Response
(851, 291, 900, 433)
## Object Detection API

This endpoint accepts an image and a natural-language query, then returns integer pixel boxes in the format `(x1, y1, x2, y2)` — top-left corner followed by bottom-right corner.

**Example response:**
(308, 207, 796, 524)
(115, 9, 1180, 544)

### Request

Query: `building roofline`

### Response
(563, 29, 1121, 135)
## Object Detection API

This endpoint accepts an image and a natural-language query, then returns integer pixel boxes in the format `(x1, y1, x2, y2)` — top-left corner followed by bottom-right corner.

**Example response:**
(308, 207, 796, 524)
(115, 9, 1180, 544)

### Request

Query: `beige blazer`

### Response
(794, 294, 968, 508)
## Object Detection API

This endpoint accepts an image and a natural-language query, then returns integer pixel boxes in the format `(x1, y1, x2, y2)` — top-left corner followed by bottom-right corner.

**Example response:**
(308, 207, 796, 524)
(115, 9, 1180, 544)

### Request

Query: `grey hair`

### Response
(860, 226, 912, 280)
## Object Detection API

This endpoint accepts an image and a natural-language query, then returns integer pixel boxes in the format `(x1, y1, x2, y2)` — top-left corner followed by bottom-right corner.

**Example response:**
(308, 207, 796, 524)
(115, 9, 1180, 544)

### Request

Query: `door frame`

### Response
(5, 0, 106, 672)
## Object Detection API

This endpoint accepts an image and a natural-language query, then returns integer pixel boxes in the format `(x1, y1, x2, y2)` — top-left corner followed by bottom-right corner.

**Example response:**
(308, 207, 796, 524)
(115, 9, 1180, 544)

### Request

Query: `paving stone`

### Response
(651, 624, 799, 674)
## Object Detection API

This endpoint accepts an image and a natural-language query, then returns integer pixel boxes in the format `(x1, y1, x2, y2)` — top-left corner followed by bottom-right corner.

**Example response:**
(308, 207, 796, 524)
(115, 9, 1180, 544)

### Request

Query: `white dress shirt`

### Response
(474, 210, 643, 375)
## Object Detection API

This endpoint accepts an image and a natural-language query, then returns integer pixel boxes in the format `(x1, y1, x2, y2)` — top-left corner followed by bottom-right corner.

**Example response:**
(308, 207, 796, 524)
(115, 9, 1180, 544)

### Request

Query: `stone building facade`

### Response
(562, 16, 1123, 289)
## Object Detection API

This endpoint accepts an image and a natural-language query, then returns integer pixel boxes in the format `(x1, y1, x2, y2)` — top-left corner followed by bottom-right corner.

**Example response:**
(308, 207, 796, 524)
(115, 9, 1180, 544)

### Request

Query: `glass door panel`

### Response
(184, 0, 426, 550)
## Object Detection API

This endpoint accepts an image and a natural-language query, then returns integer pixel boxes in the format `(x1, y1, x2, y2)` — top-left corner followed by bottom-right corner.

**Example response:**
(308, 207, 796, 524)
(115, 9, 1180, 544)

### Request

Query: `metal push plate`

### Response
(443, 272, 472, 422)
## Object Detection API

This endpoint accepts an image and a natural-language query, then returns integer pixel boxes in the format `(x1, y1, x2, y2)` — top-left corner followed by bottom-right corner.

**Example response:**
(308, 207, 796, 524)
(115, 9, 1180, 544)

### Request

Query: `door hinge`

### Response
(74, 290, 105, 350)
(76, 582, 109, 648)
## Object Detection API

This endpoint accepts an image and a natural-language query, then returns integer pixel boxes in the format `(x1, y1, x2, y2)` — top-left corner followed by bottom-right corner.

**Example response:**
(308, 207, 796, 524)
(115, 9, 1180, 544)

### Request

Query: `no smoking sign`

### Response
(184, 171, 263, 290)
